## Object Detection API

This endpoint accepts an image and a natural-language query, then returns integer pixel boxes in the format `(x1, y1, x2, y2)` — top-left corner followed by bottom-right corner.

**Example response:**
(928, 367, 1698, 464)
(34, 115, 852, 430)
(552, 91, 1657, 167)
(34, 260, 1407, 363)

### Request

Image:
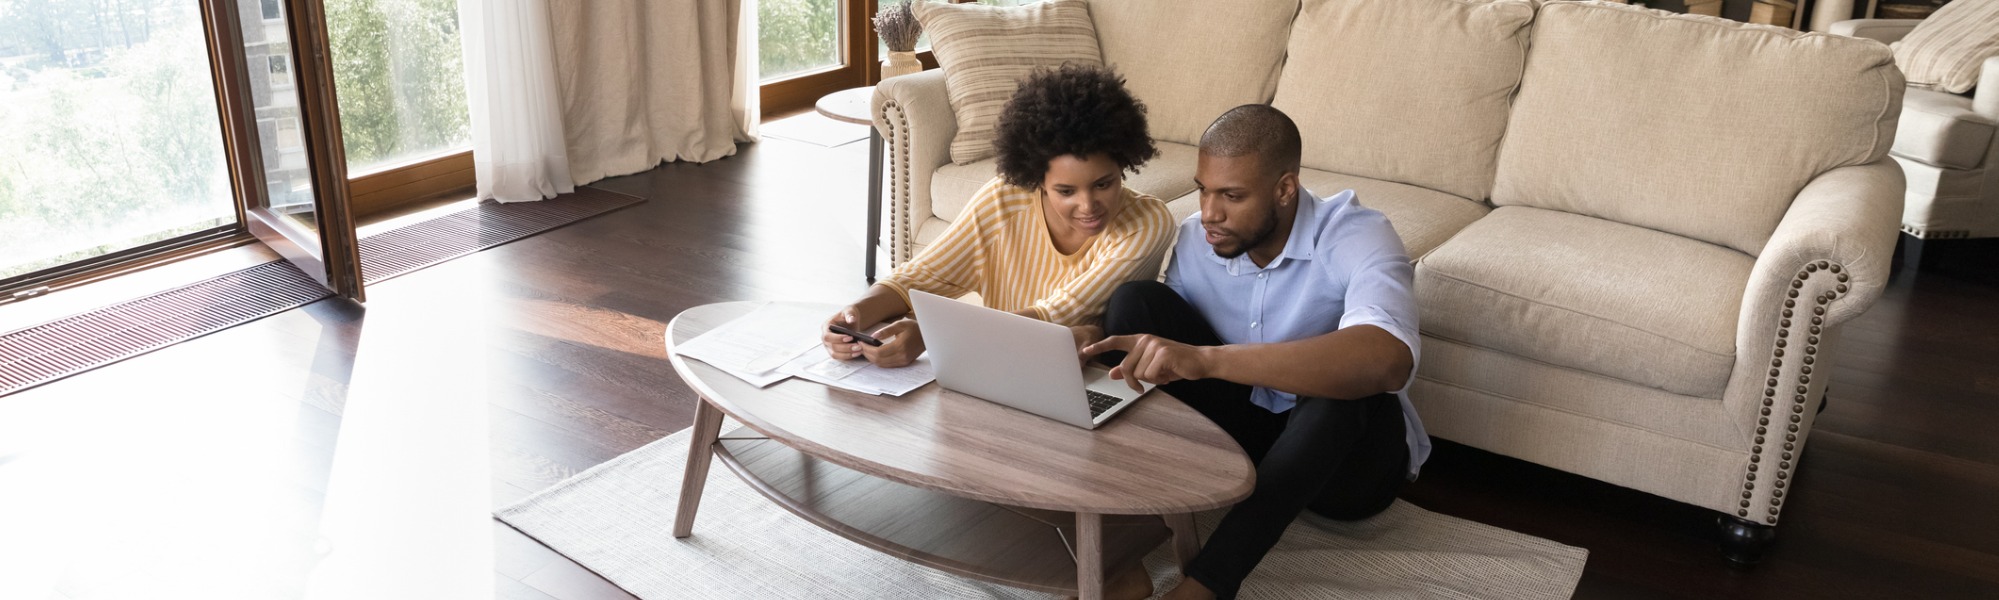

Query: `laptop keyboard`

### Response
(1086, 389, 1123, 417)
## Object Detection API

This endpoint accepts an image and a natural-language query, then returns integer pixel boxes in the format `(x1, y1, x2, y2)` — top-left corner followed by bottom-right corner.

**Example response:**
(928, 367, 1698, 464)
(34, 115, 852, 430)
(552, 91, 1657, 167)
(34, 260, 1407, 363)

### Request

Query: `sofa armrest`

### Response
(871, 70, 957, 266)
(1828, 19, 1922, 45)
(1718, 160, 1903, 524)
(1976, 55, 1999, 120)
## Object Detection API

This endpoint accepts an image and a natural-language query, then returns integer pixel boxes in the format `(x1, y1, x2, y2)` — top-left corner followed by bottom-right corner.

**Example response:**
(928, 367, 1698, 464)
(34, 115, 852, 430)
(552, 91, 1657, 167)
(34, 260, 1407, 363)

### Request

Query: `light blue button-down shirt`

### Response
(1165, 188, 1432, 476)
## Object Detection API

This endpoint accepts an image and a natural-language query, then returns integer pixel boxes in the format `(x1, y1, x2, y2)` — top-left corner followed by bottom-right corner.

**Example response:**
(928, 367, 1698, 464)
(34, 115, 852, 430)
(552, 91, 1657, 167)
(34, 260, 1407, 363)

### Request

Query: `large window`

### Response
(761, 0, 843, 82)
(324, 0, 468, 175)
(0, 1, 238, 281)
(757, 0, 1041, 116)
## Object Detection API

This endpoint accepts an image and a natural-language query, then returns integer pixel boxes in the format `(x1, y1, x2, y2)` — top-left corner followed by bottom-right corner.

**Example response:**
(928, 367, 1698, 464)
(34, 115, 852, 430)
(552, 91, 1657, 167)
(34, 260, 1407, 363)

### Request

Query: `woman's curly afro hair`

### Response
(991, 63, 1156, 190)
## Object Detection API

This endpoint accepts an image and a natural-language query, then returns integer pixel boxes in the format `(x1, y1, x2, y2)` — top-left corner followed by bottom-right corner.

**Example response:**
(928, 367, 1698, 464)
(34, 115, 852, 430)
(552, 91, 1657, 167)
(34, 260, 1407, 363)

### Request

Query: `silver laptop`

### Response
(909, 290, 1152, 429)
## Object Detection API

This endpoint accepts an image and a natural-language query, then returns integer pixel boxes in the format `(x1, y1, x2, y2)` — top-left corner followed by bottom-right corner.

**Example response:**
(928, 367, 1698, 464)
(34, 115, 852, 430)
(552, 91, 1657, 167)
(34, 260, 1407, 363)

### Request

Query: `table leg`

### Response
(1165, 513, 1200, 570)
(865, 129, 884, 284)
(673, 397, 726, 538)
(1076, 512, 1103, 600)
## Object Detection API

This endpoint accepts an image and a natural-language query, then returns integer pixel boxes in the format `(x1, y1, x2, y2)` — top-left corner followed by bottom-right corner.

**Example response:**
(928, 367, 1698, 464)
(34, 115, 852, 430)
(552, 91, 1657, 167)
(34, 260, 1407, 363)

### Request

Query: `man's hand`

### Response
(861, 317, 926, 368)
(1081, 334, 1213, 392)
(1069, 325, 1105, 363)
(822, 307, 867, 360)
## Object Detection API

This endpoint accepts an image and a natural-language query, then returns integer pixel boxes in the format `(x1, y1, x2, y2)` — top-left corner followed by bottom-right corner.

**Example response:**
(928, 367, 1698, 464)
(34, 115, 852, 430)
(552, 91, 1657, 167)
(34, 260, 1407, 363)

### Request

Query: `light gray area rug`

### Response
(495, 425, 1588, 599)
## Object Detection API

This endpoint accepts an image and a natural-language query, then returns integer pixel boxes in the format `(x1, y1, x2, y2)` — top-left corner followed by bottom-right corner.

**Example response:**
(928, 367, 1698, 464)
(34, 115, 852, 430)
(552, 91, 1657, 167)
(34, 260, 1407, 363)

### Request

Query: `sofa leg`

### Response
(1893, 234, 1929, 275)
(1717, 514, 1777, 566)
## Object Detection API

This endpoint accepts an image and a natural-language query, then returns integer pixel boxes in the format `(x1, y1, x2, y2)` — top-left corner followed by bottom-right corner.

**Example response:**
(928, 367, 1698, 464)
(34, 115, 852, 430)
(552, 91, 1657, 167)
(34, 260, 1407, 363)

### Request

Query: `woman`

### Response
(824, 64, 1174, 367)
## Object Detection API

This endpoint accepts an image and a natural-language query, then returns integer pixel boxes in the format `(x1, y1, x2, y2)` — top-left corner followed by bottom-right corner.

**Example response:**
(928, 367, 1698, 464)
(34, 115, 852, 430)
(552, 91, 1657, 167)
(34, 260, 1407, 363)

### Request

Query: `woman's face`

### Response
(1040, 153, 1125, 237)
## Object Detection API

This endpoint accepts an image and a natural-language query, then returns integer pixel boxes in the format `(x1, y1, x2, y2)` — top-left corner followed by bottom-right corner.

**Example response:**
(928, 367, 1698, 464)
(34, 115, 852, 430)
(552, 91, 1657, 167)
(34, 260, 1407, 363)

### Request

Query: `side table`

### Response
(815, 87, 883, 283)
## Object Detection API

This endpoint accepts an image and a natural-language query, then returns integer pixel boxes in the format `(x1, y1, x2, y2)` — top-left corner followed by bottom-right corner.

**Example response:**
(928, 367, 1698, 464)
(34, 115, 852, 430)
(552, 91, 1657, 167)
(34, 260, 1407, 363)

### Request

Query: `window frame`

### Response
(760, 0, 880, 116)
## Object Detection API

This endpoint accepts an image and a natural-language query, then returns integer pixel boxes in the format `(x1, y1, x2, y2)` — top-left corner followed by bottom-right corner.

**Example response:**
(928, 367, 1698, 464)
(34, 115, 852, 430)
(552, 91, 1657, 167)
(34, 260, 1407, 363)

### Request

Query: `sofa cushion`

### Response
(1493, 1, 1903, 256)
(1417, 207, 1751, 398)
(1296, 168, 1489, 260)
(1272, 0, 1534, 202)
(929, 140, 1200, 223)
(1087, 0, 1298, 147)
(1892, 0, 1999, 94)
(913, 0, 1103, 165)
(1892, 87, 1996, 170)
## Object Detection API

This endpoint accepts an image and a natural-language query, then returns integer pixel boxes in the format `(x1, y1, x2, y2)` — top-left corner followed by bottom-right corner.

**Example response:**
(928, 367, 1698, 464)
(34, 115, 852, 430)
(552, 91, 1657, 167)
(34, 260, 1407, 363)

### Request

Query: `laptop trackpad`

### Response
(1083, 365, 1152, 401)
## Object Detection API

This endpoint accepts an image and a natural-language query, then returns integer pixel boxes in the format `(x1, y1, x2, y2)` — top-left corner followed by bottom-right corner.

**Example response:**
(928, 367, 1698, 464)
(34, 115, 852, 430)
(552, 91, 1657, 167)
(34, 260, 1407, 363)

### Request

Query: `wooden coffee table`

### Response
(667, 301, 1254, 599)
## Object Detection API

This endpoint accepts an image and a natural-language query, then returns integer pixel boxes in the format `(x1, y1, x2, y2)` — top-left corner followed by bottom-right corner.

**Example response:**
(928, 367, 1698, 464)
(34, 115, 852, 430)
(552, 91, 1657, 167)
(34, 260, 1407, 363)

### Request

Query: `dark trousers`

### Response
(1101, 281, 1409, 600)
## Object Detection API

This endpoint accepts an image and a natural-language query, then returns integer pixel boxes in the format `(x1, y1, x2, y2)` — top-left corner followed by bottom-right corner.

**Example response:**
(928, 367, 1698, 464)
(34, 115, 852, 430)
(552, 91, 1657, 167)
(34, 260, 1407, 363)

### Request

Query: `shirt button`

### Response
(1250, 321, 1260, 329)
(1257, 273, 1266, 279)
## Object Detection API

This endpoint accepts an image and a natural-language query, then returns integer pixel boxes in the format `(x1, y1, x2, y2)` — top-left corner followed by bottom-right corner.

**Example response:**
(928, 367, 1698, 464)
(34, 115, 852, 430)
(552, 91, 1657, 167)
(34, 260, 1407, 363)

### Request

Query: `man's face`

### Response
(1194, 152, 1292, 259)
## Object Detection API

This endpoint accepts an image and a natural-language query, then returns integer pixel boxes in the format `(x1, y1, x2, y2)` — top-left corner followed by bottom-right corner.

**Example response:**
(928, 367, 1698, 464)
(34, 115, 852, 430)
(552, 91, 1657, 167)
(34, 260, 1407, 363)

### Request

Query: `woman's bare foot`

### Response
(1106, 565, 1154, 600)
(1069, 566, 1153, 600)
(1161, 576, 1216, 600)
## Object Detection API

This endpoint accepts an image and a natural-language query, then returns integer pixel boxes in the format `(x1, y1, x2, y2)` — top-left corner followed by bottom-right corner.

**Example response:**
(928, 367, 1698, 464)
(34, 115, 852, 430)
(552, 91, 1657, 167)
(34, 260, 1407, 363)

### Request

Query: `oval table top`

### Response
(667, 301, 1254, 514)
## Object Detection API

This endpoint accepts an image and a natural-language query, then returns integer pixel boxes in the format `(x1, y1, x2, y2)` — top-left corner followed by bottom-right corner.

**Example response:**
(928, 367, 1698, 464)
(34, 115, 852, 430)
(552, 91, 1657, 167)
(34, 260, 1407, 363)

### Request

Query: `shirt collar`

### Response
(1279, 188, 1325, 263)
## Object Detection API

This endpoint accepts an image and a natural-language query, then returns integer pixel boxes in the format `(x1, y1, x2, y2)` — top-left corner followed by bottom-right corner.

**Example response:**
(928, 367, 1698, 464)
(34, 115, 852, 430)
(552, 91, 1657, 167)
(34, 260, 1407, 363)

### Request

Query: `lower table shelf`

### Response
(712, 430, 1170, 595)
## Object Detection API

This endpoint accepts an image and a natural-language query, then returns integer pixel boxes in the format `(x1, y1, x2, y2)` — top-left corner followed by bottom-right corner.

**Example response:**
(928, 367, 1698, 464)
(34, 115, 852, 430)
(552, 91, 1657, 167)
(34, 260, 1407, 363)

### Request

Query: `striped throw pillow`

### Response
(1892, 0, 1999, 94)
(913, 0, 1103, 165)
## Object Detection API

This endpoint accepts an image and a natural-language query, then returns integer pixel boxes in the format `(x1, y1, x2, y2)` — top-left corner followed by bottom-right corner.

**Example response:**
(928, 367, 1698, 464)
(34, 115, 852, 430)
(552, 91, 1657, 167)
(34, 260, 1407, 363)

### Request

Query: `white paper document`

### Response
(672, 302, 827, 387)
(777, 345, 935, 396)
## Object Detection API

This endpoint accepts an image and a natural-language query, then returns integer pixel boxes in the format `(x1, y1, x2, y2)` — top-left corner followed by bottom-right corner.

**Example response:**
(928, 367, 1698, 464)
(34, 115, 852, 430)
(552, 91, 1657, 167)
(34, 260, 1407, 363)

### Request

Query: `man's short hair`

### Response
(1199, 105, 1302, 177)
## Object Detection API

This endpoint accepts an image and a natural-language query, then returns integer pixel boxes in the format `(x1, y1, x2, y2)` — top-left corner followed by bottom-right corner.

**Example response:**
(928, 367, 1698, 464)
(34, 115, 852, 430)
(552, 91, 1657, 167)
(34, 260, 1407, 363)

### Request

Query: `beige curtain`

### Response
(547, 0, 759, 185)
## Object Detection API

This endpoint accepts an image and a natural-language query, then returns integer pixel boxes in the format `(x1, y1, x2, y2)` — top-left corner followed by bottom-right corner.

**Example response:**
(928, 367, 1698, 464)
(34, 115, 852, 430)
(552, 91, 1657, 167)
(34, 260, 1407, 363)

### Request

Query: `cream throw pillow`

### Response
(913, 0, 1103, 165)
(1893, 0, 1999, 94)
(1088, 0, 1298, 147)
(1272, 0, 1535, 202)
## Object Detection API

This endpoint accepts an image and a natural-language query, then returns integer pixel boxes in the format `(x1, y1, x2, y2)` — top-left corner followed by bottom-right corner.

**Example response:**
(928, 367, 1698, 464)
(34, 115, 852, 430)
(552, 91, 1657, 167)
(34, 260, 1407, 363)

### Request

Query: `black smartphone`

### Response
(828, 324, 884, 346)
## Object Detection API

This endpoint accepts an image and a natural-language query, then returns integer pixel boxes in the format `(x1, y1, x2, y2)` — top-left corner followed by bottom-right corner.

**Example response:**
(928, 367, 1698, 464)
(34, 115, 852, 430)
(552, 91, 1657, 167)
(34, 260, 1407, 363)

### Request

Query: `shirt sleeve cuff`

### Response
(876, 279, 914, 317)
(1340, 307, 1421, 393)
(1028, 304, 1052, 323)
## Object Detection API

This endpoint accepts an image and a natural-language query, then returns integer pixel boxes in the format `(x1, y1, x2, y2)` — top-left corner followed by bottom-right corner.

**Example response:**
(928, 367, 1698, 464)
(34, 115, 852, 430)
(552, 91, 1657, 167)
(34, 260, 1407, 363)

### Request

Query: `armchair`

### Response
(1833, 19, 1999, 265)
(871, 71, 959, 270)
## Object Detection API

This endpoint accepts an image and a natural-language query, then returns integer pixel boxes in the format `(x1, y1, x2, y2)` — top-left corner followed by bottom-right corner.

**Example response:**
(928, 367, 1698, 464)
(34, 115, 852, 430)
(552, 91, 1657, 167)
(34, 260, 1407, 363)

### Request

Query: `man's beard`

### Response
(1213, 208, 1280, 259)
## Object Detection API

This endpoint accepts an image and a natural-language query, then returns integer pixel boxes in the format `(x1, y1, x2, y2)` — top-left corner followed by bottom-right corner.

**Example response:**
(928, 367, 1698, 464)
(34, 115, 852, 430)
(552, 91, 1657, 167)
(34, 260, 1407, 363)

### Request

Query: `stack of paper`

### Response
(672, 303, 936, 396)
(672, 303, 827, 387)
(776, 345, 934, 396)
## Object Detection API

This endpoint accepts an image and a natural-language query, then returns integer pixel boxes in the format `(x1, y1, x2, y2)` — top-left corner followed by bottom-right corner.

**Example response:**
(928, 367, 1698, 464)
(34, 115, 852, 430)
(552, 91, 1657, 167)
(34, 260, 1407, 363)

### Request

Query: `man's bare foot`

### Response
(1161, 576, 1216, 600)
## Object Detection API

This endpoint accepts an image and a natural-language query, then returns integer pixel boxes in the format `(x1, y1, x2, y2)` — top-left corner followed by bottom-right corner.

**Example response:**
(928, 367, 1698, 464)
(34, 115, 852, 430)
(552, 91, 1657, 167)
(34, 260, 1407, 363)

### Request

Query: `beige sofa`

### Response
(1831, 19, 1999, 261)
(872, 0, 1904, 560)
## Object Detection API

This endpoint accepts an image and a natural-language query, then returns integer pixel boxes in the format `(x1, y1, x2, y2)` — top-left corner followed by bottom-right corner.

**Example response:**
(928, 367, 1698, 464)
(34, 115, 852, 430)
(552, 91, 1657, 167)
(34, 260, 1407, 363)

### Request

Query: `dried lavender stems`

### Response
(874, 1, 922, 53)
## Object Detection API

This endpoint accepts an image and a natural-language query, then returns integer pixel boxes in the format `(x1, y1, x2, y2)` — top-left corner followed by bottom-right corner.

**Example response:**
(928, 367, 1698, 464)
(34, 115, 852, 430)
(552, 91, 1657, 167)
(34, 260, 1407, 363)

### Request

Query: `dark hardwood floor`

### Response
(3, 116, 1996, 599)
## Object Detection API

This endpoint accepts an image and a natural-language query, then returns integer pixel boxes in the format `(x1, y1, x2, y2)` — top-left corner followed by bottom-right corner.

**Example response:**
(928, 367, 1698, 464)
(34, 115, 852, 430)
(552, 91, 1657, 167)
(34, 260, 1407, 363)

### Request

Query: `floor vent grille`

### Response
(362, 187, 643, 284)
(0, 261, 328, 394)
(0, 187, 644, 396)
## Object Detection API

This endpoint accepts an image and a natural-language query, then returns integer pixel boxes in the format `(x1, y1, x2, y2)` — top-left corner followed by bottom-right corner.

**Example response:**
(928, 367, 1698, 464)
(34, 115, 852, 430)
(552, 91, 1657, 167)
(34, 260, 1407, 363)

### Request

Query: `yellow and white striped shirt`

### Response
(880, 178, 1174, 326)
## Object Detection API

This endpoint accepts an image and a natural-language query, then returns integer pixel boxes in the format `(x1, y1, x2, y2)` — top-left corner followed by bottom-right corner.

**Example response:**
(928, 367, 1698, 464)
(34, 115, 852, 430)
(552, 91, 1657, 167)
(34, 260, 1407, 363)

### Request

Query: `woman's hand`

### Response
(861, 318, 926, 368)
(822, 307, 867, 360)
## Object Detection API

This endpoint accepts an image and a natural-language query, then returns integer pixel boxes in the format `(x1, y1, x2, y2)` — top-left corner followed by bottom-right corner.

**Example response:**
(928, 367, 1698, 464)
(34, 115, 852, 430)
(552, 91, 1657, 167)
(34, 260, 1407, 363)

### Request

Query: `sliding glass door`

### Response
(0, 1, 242, 289)
(217, 0, 365, 300)
(0, 0, 367, 302)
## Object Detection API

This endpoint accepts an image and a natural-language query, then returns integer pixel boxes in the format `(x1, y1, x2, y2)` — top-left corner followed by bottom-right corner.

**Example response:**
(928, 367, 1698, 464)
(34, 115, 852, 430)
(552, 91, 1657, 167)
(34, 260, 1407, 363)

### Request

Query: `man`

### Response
(1081, 105, 1430, 600)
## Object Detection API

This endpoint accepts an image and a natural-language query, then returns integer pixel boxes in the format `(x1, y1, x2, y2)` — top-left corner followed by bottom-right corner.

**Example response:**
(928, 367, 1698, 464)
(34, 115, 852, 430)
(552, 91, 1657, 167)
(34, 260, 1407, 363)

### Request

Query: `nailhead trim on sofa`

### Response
(1901, 224, 1972, 240)
(1741, 259, 1850, 524)
(880, 99, 917, 267)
